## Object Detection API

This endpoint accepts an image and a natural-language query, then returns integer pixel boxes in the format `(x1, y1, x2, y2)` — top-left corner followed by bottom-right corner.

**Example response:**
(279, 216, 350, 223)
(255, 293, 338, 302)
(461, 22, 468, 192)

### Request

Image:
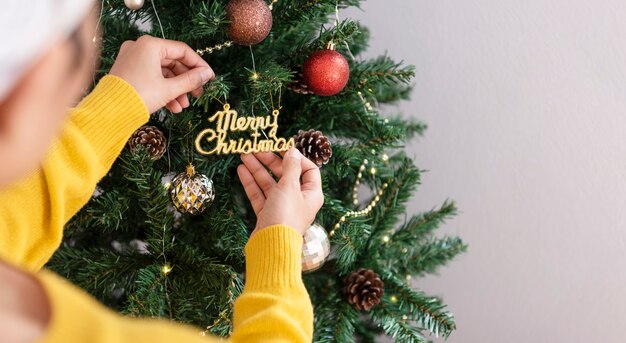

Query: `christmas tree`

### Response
(48, 1, 466, 342)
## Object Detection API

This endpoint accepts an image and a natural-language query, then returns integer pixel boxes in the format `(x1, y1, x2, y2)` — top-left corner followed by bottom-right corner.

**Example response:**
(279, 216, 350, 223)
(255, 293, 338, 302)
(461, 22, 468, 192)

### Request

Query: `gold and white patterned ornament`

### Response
(170, 164, 215, 215)
(302, 223, 331, 273)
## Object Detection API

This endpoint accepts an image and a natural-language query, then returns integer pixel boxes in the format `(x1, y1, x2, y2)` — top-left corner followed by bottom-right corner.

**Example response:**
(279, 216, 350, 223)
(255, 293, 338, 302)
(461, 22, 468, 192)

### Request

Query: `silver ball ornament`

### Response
(302, 223, 331, 273)
(170, 164, 215, 215)
(124, 0, 145, 10)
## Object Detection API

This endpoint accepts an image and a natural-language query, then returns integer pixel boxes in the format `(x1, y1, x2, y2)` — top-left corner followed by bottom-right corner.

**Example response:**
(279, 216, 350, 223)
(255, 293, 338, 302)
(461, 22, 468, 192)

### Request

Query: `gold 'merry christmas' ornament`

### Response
(195, 103, 294, 156)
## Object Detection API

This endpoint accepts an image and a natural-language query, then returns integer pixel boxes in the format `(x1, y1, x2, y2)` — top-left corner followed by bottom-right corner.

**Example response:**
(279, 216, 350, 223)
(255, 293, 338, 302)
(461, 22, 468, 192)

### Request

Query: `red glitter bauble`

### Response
(226, 0, 273, 46)
(302, 48, 350, 96)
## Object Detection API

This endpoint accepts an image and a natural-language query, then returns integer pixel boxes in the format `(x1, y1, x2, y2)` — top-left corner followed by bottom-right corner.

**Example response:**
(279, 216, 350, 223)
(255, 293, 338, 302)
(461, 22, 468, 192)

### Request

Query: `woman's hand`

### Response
(109, 35, 215, 114)
(238, 148, 324, 236)
(0, 261, 50, 343)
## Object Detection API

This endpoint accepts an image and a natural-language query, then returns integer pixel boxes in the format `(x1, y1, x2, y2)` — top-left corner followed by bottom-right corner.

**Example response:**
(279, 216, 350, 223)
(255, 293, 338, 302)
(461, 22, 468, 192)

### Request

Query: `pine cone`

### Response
(294, 129, 332, 167)
(288, 71, 314, 95)
(343, 268, 385, 311)
(129, 125, 167, 161)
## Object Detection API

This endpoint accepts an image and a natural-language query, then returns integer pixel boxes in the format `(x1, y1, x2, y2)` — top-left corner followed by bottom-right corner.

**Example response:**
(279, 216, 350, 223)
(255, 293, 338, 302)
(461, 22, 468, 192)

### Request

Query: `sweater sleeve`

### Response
(35, 225, 314, 343)
(0, 75, 149, 272)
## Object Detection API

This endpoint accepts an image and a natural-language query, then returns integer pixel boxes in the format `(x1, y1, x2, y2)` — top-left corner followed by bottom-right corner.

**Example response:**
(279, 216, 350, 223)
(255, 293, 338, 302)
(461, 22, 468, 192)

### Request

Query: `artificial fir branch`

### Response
(49, 1, 464, 341)
(273, 0, 361, 29)
(402, 237, 467, 277)
(331, 221, 373, 274)
(354, 320, 380, 343)
(47, 248, 147, 306)
(185, 1, 228, 40)
(383, 275, 457, 339)
(347, 56, 416, 92)
(368, 156, 421, 243)
(125, 264, 170, 317)
(63, 190, 130, 236)
(284, 20, 362, 62)
(391, 201, 458, 250)
(313, 292, 358, 343)
(373, 303, 427, 343)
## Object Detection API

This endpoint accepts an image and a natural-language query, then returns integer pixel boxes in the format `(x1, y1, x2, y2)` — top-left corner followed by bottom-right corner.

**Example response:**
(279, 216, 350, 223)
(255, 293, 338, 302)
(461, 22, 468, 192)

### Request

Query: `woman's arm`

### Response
(0, 75, 149, 271)
(0, 36, 213, 272)
(0, 225, 313, 343)
(0, 148, 320, 343)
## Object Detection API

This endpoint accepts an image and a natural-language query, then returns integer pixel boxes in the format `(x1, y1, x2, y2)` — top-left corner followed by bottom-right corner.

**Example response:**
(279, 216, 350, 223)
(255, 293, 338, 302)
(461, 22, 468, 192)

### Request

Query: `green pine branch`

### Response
(313, 292, 359, 343)
(373, 303, 427, 343)
(47, 248, 147, 307)
(125, 264, 170, 318)
(273, 0, 362, 30)
(383, 275, 457, 339)
(390, 201, 458, 251)
(347, 56, 415, 92)
(330, 221, 373, 274)
(49, 1, 465, 341)
(404, 236, 467, 277)
(368, 155, 421, 243)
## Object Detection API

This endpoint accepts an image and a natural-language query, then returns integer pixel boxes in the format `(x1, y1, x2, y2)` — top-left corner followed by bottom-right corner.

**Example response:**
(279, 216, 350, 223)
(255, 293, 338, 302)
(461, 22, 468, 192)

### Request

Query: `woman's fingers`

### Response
(166, 99, 183, 113)
(161, 68, 184, 113)
(281, 150, 323, 209)
(162, 59, 204, 98)
(176, 94, 190, 108)
(298, 153, 323, 208)
(109, 35, 214, 113)
(279, 148, 303, 188)
(254, 152, 284, 178)
(154, 37, 210, 69)
(300, 156, 321, 193)
(237, 164, 265, 214)
(241, 153, 276, 194)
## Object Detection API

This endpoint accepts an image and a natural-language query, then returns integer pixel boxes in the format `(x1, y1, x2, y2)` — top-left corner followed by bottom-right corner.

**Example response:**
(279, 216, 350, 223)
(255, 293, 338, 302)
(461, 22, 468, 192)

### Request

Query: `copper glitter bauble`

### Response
(170, 164, 215, 215)
(226, 0, 273, 46)
(302, 223, 331, 273)
(302, 43, 350, 96)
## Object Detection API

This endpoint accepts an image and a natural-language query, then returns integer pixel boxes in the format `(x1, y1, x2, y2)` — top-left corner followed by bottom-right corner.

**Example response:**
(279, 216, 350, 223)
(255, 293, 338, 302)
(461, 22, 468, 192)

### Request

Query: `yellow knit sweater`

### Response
(0, 75, 313, 342)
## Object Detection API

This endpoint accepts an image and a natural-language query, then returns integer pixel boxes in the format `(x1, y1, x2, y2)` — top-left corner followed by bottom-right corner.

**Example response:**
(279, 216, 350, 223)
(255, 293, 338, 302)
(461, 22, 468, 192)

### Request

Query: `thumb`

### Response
(167, 67, 214, 99)
(279, 148, 303, 188)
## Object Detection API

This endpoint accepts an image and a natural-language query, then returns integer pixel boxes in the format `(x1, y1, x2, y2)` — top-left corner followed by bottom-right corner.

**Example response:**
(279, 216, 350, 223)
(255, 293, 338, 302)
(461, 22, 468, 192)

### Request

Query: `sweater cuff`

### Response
(244, 225, 304, 289)
(72, 75, 150, 168)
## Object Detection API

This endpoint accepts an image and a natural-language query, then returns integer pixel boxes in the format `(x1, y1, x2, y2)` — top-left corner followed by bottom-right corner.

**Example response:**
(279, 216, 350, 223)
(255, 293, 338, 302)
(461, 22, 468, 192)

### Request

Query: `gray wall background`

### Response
(346, 1, 626, 342)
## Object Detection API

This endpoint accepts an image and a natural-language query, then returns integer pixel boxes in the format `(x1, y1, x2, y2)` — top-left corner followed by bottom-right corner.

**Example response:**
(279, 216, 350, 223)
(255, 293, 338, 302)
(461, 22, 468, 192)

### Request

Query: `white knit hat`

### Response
(0, 1, 93, 101)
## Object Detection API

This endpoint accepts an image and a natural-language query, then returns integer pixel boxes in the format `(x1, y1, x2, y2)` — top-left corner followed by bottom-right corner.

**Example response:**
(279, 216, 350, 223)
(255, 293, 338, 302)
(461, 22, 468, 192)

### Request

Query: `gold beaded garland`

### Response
(196, 41, 233, 56)
(330, 180, 390, 237)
